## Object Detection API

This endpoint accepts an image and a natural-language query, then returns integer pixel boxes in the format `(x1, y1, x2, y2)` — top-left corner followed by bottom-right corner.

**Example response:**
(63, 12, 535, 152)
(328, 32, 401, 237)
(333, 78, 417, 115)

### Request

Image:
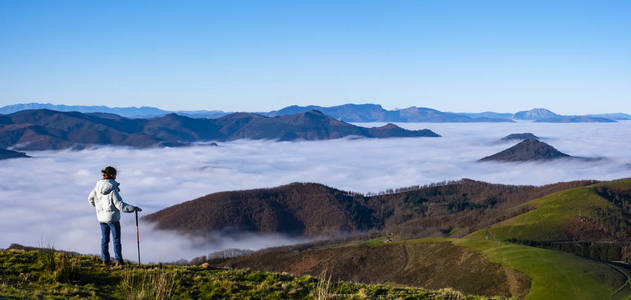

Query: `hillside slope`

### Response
(145, 182, 378, 236)
(213, 239, 530, 298)
(454, 238, 630, 300)
(204, 178, 631, 299)
(211, 236, 631, 300)
(146, 179, 596, 238)
(471, 178, 631, 243)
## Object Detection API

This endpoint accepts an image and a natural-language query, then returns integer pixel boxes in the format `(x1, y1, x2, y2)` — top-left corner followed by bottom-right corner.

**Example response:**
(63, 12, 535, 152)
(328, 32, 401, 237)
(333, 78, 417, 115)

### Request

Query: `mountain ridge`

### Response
(4, 103, 625, 122)
(0, 109, 439, 151)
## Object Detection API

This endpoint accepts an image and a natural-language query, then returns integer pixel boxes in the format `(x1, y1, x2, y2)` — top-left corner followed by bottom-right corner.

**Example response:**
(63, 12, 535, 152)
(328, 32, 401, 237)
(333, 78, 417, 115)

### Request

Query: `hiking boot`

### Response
(114, 261, 125, 267)
(102, 261, 111, 266)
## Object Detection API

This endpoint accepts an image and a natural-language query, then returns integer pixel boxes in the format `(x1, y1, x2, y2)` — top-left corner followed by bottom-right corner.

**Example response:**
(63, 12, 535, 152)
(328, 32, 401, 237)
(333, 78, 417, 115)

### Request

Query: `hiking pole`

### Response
(135, 209, 141, 265)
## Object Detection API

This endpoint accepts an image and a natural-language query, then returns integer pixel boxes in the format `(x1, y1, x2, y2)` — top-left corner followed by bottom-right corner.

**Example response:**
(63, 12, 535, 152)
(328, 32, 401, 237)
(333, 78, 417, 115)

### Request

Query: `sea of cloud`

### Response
(1, 121, 630, 262)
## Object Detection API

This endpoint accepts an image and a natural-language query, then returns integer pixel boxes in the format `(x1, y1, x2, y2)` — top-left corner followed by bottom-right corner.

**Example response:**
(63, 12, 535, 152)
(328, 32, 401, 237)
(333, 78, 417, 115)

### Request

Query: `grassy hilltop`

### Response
(474, 178, 631, 243)
(0, 247, 501, 299)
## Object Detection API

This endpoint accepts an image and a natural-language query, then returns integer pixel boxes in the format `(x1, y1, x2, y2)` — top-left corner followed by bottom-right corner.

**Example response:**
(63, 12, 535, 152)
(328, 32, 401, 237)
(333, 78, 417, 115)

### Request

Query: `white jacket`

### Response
(88, 179, 136, 223)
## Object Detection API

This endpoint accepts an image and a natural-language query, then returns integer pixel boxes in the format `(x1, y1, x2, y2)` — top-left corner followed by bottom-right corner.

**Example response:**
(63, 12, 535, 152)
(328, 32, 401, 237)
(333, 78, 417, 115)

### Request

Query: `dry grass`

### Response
(314, 269, 333, 300)
(38, 245, 80, 284)
(121, 268, 177, 300)
(53, 253, 79, 283)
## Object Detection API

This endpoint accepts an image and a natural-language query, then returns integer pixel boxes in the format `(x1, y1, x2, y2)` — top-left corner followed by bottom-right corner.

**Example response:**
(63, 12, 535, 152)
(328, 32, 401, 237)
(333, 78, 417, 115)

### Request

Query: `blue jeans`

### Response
(100, 222, 122, 263)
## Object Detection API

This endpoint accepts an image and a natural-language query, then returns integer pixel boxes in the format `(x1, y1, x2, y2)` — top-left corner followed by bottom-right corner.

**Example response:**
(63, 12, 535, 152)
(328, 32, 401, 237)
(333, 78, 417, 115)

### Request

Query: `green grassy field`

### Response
(453, 238, 630, 300)
(361, 237, 631, 300)
(370, 177, 631, 299)
(453, 179, 631, 299)
(468, 178, 631, 242)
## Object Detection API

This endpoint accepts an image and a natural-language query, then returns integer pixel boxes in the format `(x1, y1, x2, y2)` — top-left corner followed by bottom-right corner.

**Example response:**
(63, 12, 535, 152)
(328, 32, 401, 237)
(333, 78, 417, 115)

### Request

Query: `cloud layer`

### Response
(1, 121, 630, 261)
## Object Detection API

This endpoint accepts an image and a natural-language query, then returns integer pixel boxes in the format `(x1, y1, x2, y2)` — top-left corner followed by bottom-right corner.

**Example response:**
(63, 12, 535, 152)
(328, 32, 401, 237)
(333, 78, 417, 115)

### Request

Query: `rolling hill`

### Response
(145, 179, 596, 239)
(0, 109, 439, 150)
(203, 178, 631, 299)
(145, 182, 378, 236)
(472, 178, 631, 243)
(7, 177, 631, 299)
(212, 236, 631, 299)
(213, 239, 531, 298)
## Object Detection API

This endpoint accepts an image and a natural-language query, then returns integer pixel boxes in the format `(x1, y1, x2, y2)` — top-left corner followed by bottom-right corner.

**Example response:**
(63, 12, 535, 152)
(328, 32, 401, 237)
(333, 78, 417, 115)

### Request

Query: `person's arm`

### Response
(111, 189, 139, 213)
(88, 189, 96, 207)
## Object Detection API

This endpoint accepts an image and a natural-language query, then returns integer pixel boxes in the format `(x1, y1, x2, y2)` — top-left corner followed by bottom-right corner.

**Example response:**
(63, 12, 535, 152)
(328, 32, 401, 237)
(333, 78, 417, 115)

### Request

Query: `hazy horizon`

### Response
(1, 101, 630, 115)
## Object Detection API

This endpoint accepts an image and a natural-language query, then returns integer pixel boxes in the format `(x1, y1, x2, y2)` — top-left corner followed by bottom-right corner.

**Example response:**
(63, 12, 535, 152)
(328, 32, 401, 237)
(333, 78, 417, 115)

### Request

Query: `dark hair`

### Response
(101, 166, 117, 179)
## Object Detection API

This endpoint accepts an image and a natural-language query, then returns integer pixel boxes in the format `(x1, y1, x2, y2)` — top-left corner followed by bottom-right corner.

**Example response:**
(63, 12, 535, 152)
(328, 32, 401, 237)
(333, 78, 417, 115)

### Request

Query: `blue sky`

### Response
(1, 1, 630, 113)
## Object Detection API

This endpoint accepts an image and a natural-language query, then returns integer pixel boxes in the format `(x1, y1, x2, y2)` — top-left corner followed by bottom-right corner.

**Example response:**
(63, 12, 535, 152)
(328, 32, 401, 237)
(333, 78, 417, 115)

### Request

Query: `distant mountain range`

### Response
(0, 109, 438, 151)
(266, 104, 513, 122)
(0, 103, 227, 119)
(587, 113, 631, 120)
(475, 108, 618, 123)
(3, 103, 628, 122)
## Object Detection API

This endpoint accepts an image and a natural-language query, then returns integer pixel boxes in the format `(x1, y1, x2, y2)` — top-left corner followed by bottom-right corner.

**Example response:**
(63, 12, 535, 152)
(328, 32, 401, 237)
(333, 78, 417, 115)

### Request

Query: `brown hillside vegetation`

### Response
(180, 179, 631, 300)
(211, 240, 530, 298)
(145, 182, 378, 236)
(145, 179, 596, 238)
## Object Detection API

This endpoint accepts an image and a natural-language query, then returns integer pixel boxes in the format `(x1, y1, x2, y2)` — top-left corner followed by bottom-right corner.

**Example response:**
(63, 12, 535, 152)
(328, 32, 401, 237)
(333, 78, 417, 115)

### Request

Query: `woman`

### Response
(88, 166, 142, 266)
